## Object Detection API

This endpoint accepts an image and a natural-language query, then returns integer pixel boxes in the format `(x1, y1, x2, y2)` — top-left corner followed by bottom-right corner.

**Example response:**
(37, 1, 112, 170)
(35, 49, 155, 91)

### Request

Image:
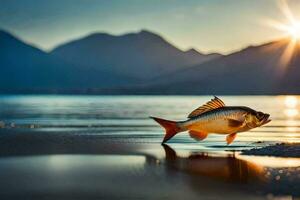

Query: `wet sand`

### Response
(242, 143, 300, 157)
(0, 129, 299, 200)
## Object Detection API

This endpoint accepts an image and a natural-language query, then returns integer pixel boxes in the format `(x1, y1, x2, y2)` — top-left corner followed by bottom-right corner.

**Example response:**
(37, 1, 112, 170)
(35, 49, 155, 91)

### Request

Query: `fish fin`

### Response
(228, 119, 244, 127)
(188, 96, 226, 118)
(150, 117, 181, 143)
(226, 133, 237, 145)
(189, 130, 208, 141)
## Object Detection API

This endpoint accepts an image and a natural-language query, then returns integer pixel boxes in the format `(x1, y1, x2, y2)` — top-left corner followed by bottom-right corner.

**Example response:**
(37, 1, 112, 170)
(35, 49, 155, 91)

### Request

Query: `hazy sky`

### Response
(1, 0, 300, 54)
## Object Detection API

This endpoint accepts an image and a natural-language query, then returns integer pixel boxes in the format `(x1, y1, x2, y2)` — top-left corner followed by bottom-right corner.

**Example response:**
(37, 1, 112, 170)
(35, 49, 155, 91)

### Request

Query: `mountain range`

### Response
(51, 30, 221, 81)
(146, 39, 300, 94)
(1, 29, 299, 94)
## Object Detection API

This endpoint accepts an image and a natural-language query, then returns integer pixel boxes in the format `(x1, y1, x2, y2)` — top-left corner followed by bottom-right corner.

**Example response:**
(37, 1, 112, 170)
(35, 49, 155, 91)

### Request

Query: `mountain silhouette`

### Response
(0, 30, 137, 93)
(146, 38, 300, 94)
(184, 48, 221, 65)
(1, 29, 300, 94)
(0, 30, 66, 92)
(51, 30, 221, 80)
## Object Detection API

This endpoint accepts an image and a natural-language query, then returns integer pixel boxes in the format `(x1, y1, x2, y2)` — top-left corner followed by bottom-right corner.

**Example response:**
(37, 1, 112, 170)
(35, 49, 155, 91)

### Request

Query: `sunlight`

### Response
(284, 109, 299, 117)
(279, 37, 297, 68)
(283, 96, 299, 118)
(264, 0, 300, 69)
(275, 0, 300, 40)
(284, 96, 298, 108)
(286, 22, 300, 40)
(271, 20, 300, 41)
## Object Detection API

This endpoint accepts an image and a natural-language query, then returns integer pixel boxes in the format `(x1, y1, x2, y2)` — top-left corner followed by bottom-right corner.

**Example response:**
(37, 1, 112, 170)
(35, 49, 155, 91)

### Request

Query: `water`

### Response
(0, 95, 300, 199)
(1, 95, 300, 148)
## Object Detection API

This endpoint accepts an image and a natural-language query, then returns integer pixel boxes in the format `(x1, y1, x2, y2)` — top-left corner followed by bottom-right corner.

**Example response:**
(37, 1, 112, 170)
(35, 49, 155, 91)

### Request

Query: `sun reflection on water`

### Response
(284, 96, 298, 108)
(283, 96, 299, 118)
(284, 109, 299, 118)
(282, 96, 299, 141)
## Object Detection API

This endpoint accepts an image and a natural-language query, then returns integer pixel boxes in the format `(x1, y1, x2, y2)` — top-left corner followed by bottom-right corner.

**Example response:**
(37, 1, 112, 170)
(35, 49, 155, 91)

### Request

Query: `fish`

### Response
(150, 96, 271, 145)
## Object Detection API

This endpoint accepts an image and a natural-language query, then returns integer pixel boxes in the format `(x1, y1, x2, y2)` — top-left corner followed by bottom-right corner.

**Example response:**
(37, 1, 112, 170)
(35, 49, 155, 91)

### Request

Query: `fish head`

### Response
(245, 110, 271, 128)
(255, 111, 271, 126)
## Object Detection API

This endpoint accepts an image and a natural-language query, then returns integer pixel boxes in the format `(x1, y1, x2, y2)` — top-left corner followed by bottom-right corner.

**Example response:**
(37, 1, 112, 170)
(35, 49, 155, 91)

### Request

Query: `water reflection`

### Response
(284, 96, 298, 108)
(161, 144, 266, 183)
(159, 145, 300, 196)
(284, 109, 298, 118)
(282, 96, 300, 142)
(283, 96, 299, 118)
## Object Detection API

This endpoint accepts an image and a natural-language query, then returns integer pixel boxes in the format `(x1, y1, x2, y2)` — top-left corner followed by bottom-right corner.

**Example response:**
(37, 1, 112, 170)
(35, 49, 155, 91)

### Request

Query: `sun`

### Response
(272, 21, 300, 41)
(266, 0, 300, 41)
(263, 0, 300, 69)
(286, 22, 300, 40)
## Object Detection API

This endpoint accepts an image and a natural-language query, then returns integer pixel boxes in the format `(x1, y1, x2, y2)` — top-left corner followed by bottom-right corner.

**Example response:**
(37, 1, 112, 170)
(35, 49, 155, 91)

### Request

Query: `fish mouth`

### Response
(260, 113, 271, 125)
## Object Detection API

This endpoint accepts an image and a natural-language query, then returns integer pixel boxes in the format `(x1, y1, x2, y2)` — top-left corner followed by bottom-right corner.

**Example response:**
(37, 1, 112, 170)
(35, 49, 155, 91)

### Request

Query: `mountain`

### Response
(51, 30, 221, 80)
(184, 48, 222, 65)
(2, 28, 300, 94)
(145, 38, 300, 94)
(0, 30, 136, 93)
(0, 30, 64, 92)
(0, 29, 220, 93)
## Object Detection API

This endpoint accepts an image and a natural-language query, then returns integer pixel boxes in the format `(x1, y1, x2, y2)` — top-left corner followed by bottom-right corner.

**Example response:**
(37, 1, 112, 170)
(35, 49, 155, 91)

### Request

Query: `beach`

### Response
(0, 129, 297, 200)
(0, 95, 300, 199)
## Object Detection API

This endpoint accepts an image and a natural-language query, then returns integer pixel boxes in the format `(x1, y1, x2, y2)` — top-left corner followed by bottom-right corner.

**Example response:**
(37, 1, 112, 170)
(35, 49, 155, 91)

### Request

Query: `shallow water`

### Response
(0, 95, 300, 199)
(1, 95, 300, 147)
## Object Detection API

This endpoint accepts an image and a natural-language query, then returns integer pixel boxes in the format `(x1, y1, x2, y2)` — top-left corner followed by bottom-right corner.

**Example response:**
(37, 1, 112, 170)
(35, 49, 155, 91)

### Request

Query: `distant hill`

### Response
(144, 39, 300, 94)
(0, 30, 139, 93)
(0, 30, 66, 92)
(51, 30, 221, 80)
(1, 28, 300, 94)
(183, 48, 221, 65)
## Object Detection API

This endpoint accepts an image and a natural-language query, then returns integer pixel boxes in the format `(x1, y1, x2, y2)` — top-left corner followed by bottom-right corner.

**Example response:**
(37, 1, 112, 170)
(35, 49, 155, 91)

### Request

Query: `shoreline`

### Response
(242, 143, 300, 157)
(0, 129, 299, 198)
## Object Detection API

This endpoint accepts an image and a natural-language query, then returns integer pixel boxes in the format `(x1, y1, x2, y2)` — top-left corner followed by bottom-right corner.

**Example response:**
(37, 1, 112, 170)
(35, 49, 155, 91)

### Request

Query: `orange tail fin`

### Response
(150, 117, 181, 143)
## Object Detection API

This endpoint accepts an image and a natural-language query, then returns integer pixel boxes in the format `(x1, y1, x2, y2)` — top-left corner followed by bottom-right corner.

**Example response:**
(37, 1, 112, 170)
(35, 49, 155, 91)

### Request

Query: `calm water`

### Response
(0, 95, 300, 199)
(0, 95, 300, 149)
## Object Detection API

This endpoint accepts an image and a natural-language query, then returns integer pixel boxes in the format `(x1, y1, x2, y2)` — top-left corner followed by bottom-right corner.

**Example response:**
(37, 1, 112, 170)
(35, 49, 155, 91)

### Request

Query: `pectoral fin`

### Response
(226, 133, 237, 145)
(189, 130, 208, 141)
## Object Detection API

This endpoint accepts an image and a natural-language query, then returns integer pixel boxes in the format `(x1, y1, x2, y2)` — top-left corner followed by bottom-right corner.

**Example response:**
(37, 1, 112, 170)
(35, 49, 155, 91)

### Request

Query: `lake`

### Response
(1, 95, 299, 147)
(0, 95, 299, 199)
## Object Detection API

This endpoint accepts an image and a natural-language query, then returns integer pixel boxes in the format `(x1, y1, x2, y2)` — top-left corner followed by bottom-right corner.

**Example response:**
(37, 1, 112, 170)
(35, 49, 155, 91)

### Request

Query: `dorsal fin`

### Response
(188, 96, 225, 118)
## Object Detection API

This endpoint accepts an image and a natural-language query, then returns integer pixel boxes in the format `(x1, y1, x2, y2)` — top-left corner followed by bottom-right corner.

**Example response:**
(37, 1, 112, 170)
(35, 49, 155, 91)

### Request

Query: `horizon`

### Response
(1, 0, 300, 54)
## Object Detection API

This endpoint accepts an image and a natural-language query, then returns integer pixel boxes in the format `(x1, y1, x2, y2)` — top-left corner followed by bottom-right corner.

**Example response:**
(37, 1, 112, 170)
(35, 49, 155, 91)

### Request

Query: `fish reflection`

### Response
(161, 144, 266, 183)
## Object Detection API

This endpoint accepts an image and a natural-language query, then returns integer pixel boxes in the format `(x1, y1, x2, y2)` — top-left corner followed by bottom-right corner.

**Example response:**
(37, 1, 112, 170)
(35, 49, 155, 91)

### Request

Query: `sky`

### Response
(1, 0, 300, 54)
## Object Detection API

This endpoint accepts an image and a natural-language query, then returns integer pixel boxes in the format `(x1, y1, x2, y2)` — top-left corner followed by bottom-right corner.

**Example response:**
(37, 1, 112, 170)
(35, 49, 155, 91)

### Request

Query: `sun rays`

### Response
(264, 0, 300, 69)
(268, 0, 300, 40)
(286, 22, 300, 40)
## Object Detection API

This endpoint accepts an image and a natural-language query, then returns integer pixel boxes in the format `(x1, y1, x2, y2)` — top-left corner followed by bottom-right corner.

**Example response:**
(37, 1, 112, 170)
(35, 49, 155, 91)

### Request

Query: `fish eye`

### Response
(256, 112, 264, 119)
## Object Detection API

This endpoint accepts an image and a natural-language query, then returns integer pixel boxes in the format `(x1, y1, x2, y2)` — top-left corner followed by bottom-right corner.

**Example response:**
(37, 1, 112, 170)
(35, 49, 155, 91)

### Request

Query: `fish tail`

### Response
(150, 117, 182, 143)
